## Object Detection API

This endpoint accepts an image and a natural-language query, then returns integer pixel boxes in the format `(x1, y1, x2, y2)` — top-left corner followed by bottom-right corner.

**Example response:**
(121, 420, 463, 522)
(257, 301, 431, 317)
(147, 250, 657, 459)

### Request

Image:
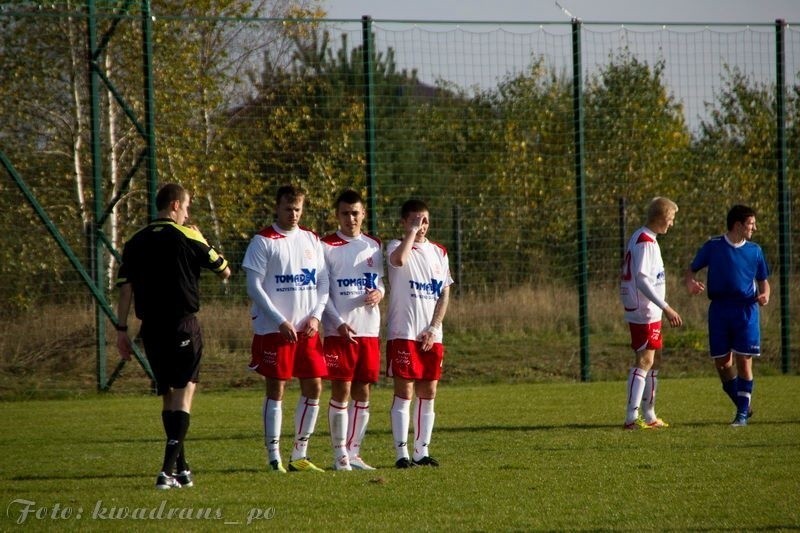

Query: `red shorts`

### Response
(323, 336, 380, 383)
(386, 339, 444, 381)
(628, 321, 663, 352)
(249, 332, 327, 380)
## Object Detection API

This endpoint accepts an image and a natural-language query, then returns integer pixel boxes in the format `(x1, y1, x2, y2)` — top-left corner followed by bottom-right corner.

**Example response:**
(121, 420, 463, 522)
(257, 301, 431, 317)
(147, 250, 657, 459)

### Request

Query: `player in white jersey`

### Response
(321, 189, 385, 471)
(386, 199, 454, 468)
(242, 185, 329, 473)
(619, 197, 683, 430)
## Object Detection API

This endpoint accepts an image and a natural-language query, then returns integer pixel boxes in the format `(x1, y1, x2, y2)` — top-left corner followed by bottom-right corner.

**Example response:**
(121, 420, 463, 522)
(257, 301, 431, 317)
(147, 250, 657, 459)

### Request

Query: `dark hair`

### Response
(400, 198, 429, 219)
(335, 189, 364, 209)
(156, 183, 187, 211)
(727, 204, 756, 230)
(275, 184, 305, 206)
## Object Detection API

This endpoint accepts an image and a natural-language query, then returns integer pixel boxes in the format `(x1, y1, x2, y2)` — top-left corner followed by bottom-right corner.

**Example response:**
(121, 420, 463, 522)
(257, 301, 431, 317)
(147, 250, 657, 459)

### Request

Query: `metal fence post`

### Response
(775, 18, 792, 373)
(362, 15, 378, 236)
(572, 18, 590, 382)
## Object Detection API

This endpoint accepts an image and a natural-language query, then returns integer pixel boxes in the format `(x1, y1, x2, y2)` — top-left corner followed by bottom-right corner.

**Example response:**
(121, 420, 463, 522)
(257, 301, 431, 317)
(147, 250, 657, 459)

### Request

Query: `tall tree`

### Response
(583, 50, 691, 279)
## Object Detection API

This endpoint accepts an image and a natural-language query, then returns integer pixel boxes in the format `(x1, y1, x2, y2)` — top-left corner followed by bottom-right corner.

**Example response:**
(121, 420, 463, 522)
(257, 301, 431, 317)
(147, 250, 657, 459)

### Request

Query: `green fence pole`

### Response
(362, 15, 378, 236)
(142, 0, 158, 219)
(775, 19, 792, 373)
(571, 18, 590, 382)
(86, 0, 108, 390)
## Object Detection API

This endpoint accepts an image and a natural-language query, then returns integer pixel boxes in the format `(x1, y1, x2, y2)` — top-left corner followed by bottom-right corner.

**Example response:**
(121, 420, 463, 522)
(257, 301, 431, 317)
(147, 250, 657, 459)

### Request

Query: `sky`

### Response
(321, 1, 800, 131)
(324, 0, 800, 24)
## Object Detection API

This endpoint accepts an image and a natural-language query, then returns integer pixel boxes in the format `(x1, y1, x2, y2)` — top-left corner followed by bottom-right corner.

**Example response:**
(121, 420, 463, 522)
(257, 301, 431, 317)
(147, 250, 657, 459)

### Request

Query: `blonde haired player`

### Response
(620, 197, 683, 430)
(243, 185, 330, 473)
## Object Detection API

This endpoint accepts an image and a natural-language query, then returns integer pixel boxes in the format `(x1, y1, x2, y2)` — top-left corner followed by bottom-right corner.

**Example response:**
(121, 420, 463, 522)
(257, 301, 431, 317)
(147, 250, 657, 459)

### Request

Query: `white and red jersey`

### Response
(321, 231, 385, 337)
(620, 226, 666, 324)
(242, 224, 328, 334)
(386, 238, 454, 342)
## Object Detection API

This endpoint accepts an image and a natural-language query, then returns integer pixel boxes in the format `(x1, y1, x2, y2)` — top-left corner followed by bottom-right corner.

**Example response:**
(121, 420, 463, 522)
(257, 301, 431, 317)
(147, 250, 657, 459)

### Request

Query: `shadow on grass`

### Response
(9, 466, 265, 482)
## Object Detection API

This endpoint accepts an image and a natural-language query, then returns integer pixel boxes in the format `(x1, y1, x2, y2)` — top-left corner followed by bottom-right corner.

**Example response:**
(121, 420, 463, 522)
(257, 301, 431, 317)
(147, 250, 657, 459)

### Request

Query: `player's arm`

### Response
(420, 285, 450, 352)
(389, 214, 425, 267)
(634, 271, 681, 325)
(244, 266, 295, 340)
(365, 252, 385, 307)
(304, 244, 330, 338)
(756, 279, 770, 306)
(684, 268, 705, 295)
(322, 270, 356, 342)
(116, 282, 134, 361)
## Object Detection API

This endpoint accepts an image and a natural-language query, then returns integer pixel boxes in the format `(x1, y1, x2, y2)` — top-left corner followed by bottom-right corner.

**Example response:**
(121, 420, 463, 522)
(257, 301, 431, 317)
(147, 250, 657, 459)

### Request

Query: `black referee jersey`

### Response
(117, 218, 228, 324)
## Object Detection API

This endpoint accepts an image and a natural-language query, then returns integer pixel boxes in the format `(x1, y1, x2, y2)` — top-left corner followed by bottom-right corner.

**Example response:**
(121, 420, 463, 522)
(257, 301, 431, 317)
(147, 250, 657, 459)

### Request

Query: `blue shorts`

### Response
(707, 300, 761, 358)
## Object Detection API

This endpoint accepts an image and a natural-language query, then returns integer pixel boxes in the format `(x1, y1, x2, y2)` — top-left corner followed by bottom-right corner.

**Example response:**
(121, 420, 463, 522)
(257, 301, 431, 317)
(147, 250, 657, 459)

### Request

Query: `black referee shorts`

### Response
(141, 315, 203, 395)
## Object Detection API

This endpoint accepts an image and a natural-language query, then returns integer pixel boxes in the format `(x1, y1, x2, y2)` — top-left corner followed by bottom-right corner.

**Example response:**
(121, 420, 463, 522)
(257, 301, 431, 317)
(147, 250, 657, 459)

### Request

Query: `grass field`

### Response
(2, 377, 799, 531)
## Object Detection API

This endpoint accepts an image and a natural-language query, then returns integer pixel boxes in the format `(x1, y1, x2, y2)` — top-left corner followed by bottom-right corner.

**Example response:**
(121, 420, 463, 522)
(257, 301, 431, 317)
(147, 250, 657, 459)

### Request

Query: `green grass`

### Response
(2, 377, 799, 531)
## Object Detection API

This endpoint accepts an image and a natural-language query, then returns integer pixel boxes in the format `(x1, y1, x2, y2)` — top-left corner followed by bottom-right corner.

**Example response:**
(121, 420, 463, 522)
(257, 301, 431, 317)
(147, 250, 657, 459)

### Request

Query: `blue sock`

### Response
(736, 379, 753, 417)
(722, 377, 739, 407)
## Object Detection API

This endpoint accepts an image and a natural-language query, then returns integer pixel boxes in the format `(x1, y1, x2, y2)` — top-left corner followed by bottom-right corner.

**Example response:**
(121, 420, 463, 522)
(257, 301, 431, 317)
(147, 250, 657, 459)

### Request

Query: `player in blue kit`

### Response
(684, 205, 770, 427)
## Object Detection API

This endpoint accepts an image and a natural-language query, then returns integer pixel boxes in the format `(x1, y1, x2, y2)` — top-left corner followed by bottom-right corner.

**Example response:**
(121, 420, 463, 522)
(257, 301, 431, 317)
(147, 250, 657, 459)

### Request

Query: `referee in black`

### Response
(116, 183, 231, 490)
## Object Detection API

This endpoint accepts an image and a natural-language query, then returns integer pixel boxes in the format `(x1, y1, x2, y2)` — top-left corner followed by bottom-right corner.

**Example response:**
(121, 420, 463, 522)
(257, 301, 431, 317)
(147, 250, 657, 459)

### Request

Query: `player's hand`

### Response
(409, 214, 427, 234)
(686, 278, 705, 295)
(303, 317, 320, 338)
(664, 306, 682, 328)
(419, 324, 441, 352)
(117, 331, 132, 361)
(756, 293, 769, 306)
(279, 321, 297, 343)
(337, 323, 358, 344)
(364, 288, 382, 307)
(419, 330, 435, 352)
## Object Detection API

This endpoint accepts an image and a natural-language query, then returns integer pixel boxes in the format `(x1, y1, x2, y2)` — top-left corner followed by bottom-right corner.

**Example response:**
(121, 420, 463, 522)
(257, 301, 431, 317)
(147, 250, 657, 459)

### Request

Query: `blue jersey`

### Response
(690, 235, 769, 303)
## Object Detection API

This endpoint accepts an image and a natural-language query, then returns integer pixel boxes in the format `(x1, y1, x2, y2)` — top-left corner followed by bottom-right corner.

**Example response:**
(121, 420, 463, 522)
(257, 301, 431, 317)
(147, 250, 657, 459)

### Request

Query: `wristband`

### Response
(115, 324, 128, 332)
(426, 324, 442, 335)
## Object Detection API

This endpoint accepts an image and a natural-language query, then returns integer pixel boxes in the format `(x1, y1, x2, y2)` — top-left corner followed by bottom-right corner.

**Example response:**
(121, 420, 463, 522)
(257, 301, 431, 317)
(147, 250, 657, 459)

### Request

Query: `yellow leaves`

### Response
(282, 5, 324, 42)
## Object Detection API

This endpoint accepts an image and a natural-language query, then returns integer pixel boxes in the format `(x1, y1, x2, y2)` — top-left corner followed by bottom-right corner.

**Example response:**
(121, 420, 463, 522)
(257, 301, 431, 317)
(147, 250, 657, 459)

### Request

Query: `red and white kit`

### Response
(386, 238, 454, 342)
(620, 226, 666, 325)
(321, 231, 385, 338)
(242, 224, 329, 333)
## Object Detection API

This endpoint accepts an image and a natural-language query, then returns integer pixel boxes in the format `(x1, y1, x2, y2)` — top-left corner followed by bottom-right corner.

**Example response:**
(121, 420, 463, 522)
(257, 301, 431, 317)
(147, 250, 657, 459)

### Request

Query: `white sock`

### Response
(263, 398, 282, 464)
(413, 397, 435, 461)
(390, 396, 411, 460)
(292, 396, 319, 461)
(641, 369, 659, 422)
(625, 368, 647, 424)
(347, 400, 370, 459)
(328, 399, 349, 463)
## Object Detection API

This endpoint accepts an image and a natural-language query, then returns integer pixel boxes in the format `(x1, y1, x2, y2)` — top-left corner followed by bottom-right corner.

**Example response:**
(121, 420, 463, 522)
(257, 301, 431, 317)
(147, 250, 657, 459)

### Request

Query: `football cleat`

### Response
(174, 470, 194, 487)
(333, 455, 352, 471)
(268, 460, 287, 473)
(395, 457, 415, 469)
(644, 418, 669, 428)
(412, 456, 439, 467)
(155, 472, 181, 490)
(731, 413, 748, 427)
(288, 458, 324, 472)
(349, 455, 376, 471)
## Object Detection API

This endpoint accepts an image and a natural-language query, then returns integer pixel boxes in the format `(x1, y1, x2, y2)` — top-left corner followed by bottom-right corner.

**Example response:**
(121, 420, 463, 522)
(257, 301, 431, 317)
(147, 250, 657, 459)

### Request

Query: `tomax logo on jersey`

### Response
(335, 272, 378, 289)
(409, 278, 443, 298)
(274, 269, 317, 286)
